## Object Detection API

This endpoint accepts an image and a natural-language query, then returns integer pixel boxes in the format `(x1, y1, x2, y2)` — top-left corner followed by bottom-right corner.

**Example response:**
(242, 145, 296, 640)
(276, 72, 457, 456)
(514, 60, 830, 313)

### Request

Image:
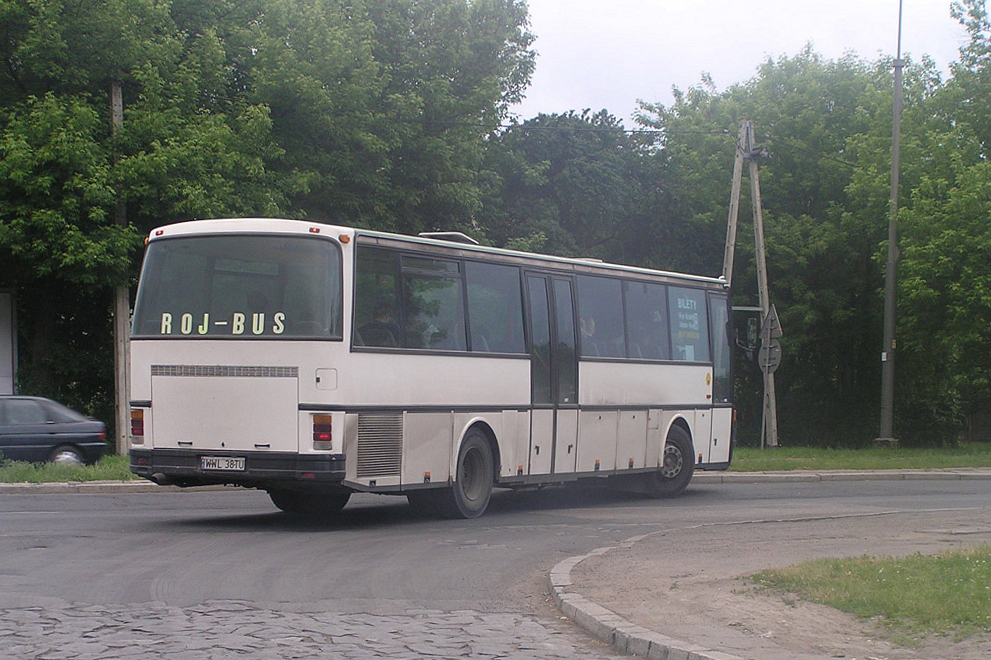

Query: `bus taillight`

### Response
(312, 415, 333, 450)
(130, 409, 145, 445)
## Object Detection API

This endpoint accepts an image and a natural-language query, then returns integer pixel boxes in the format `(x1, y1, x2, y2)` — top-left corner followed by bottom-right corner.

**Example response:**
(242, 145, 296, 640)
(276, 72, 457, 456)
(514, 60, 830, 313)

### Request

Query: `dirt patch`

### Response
(568, 511, 991, 660)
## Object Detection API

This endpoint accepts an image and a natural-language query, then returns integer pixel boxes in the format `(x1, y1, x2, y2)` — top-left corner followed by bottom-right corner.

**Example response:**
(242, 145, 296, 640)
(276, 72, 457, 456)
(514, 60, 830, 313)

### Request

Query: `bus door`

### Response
(708, 291, 733, 465)
(526, 274, 579, 475)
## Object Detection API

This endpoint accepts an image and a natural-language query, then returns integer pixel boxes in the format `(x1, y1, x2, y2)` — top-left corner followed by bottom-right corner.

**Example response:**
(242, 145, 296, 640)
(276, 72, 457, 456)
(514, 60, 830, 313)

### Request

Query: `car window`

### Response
(3, 399, 48, 425)
(42, 399, 86, 423)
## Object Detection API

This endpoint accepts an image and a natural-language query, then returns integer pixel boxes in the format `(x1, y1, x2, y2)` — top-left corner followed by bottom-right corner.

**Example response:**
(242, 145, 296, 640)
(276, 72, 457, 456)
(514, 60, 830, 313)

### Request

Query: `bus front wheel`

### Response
(646, 425, 694, 498)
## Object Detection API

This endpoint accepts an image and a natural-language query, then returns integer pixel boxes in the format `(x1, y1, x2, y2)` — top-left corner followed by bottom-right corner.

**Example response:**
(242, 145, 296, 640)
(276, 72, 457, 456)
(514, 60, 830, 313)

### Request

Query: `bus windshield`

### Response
(132, 234, 342, 339)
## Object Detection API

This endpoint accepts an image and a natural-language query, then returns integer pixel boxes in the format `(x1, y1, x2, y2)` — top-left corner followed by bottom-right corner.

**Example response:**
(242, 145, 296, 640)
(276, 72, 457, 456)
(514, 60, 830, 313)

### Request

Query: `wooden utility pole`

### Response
(723, 120, 779, 448)
(879, 1, 904, 446)
(111, 80, 130, 455)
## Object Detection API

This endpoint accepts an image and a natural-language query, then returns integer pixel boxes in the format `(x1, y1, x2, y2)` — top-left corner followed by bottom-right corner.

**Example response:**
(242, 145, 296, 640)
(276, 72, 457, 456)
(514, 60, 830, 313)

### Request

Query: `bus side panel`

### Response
(578, 411, 617, 472)
(578, 362, 711, 407)
(511, 410, 530, 478)
(616, 410, 648, 470)
(402, 412, 453, 487)
(529, 410, 554, 475)
(646, 409, 664, 468)
(694, 408, 712, 464)
(709, 407, 733, 465)
(554, 410, 579, 474)
(344, 354, 528, 407)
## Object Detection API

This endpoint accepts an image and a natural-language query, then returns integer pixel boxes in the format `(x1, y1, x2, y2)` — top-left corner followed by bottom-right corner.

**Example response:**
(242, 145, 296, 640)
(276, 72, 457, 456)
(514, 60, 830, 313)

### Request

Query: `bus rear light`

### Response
(312, 414, 333, 450)
(130, 409, 145, 445)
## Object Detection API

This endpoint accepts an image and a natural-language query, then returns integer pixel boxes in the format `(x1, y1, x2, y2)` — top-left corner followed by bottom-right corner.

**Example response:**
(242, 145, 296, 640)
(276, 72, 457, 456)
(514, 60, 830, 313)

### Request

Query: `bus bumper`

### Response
(129, 449, 346, 489)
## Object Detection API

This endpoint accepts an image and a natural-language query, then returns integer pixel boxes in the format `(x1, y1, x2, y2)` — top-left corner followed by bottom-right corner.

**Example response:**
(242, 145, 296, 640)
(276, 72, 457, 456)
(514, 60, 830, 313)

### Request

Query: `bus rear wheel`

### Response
(413, 428, 494, 519)
(268, 489, 350, 516)
(645, 425, 694, 498)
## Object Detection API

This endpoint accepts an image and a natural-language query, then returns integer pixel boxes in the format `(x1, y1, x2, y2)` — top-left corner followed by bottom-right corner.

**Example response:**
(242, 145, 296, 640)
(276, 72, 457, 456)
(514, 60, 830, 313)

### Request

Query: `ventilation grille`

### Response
(356, 413, 404, 478)
(152, 365, 298, 378)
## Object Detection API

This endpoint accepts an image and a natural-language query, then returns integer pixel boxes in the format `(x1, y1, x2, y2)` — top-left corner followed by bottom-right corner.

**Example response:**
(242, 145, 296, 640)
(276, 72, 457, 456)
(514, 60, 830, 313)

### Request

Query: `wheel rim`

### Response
(660, 444, 683, 479)
(460, 446, 485, 502)
(52, 449, 82, 465)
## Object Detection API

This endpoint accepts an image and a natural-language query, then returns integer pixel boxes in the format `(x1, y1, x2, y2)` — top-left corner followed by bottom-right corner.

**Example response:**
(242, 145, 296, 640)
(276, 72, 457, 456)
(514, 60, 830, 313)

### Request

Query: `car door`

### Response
(0, 398, 54, 463)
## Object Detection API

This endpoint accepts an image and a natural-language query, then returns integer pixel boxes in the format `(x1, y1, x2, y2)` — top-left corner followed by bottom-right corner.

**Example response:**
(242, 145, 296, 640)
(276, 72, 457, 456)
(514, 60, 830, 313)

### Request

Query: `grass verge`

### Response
(753, 545, 991, 642)
(0, 453, 134, 483)
(731, 443, 991, 472)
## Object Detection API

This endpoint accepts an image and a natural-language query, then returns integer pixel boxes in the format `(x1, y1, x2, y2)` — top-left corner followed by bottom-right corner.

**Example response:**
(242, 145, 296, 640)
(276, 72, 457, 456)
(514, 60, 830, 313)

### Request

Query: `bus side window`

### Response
(465, 262, 525, 354)
(355, 247, 401, 347)
(402, 274, 465, 351)
(668, 287, 710, 362)
(577, 275, 626, 358)
(624, 281, 670, 360)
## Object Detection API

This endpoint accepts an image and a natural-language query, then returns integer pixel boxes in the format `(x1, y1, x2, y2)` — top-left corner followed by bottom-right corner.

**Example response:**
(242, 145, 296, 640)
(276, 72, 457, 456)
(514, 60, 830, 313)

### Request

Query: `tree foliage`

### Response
(0, 0, 534, 424)
(479, 110, 656, 262)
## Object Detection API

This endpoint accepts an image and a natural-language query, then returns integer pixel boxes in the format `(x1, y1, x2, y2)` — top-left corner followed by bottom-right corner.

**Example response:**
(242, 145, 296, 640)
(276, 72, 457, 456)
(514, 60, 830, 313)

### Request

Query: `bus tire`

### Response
(424, 428, 494, 519)
(646, 425, 694, 498)
(268, 489, 350, 516)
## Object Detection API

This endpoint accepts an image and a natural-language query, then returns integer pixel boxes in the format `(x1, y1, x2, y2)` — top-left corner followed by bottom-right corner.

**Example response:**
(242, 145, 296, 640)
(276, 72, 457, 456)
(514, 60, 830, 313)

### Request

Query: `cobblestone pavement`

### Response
(1, 597, 621, 659)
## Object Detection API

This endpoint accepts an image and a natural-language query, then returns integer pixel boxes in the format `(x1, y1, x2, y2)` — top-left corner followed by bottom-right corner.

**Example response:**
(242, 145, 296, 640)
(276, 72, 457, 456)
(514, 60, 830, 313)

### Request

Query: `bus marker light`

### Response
(339, 234, 351, 244)
(301, 472, 315, 479)
(309, 227, 321, 234)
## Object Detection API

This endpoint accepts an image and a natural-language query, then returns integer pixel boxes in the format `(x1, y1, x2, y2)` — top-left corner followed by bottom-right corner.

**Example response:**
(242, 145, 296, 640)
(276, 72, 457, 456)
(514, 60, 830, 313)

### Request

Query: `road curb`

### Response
(550, 468, 991, 659)
(549, 534, 745, 660)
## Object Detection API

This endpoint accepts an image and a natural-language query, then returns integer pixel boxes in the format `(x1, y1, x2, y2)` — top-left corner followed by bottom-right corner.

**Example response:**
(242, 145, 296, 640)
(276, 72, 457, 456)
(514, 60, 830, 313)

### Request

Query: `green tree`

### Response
(479, 110, 655, 261)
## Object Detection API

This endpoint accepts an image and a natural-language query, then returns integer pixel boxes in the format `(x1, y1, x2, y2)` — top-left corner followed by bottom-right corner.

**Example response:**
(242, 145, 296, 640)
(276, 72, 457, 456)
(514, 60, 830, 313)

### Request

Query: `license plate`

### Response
(200, 456, 245, 471)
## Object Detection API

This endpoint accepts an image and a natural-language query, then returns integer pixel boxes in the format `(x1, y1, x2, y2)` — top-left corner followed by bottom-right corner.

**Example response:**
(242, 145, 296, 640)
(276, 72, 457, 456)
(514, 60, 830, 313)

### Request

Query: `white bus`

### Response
(129, 218, 733, 518)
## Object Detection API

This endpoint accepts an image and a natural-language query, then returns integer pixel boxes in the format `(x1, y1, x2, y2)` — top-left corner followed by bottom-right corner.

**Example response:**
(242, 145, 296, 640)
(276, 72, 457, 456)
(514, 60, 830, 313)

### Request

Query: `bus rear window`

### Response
(132, 235, 343, 339)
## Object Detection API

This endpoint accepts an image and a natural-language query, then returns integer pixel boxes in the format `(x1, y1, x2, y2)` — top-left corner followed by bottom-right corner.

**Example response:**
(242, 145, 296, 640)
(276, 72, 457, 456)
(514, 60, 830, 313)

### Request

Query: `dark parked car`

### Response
(0, 396, 107, 465)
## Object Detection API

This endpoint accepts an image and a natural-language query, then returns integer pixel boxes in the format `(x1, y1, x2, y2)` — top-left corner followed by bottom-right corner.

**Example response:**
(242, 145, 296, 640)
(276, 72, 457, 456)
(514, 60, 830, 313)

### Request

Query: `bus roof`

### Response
(147, 218, 727, 288)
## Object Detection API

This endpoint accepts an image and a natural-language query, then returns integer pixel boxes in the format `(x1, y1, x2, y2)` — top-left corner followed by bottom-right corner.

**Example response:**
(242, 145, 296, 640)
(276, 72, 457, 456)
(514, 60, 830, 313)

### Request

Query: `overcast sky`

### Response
(511, 0, 971, 125)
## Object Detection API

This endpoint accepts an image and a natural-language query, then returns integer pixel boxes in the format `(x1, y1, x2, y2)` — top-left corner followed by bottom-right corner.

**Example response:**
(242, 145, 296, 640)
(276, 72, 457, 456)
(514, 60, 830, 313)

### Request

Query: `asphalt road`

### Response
(2, 477, 990, 659)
